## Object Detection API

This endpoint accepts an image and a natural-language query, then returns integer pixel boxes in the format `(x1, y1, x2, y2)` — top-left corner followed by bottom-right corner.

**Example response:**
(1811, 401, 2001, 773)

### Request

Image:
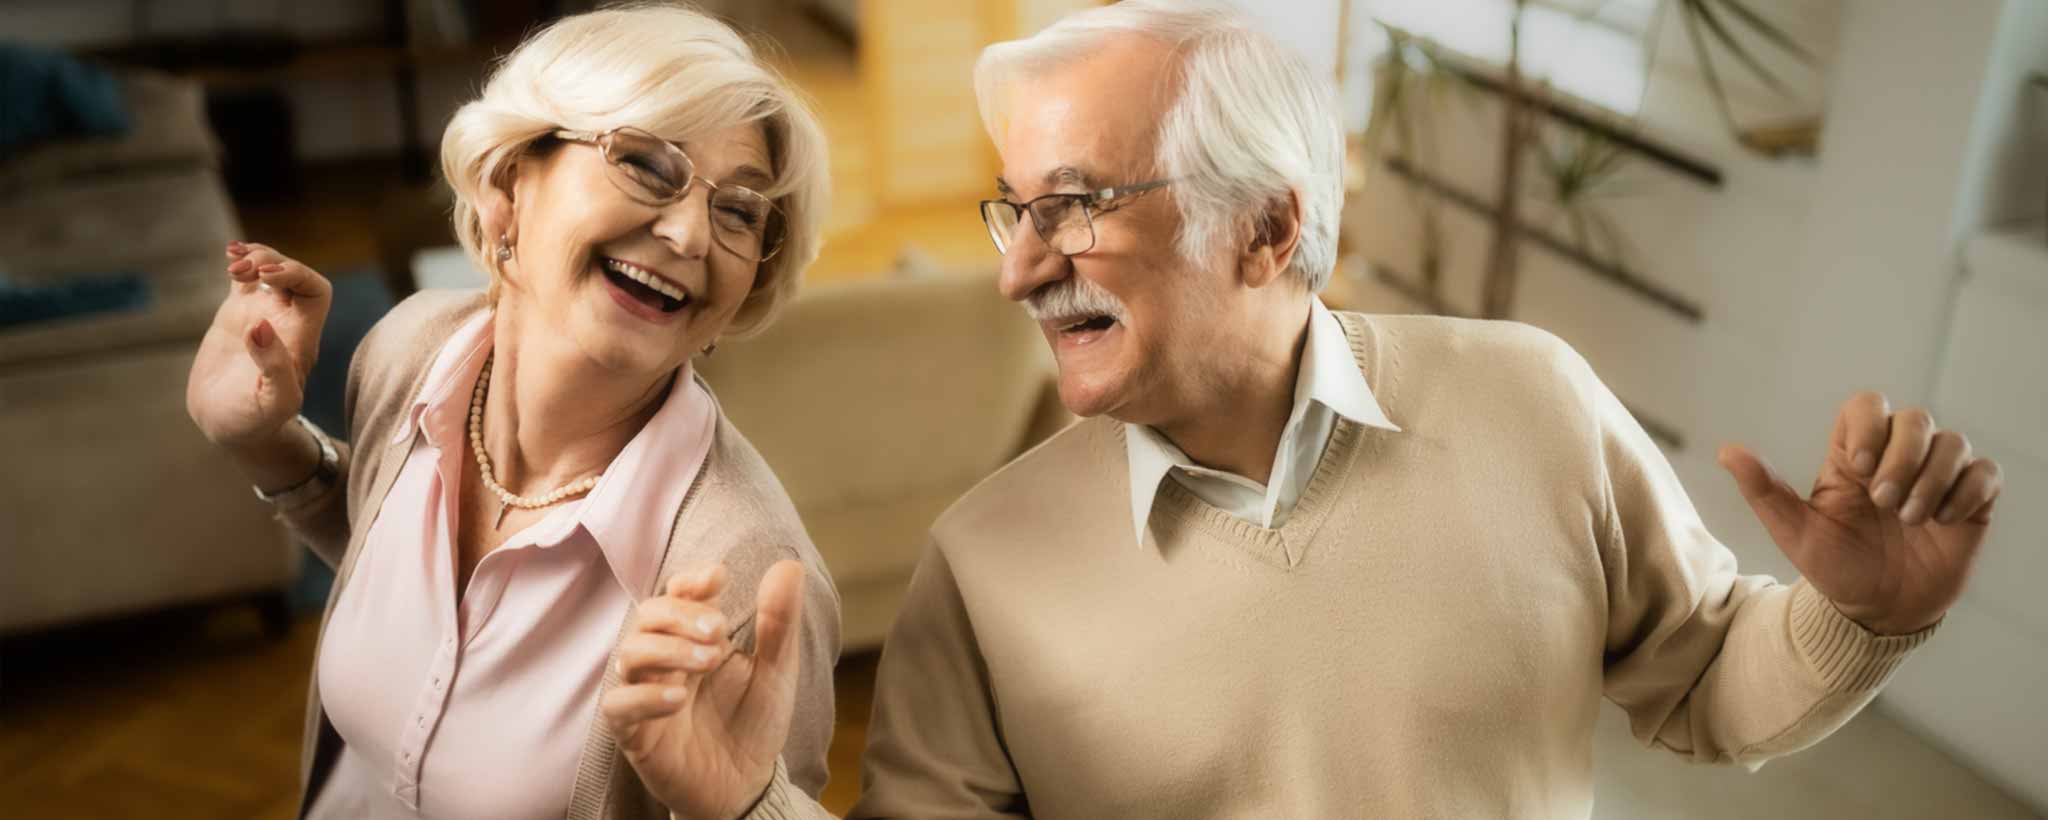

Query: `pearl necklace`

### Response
(469, 354, 600, 526)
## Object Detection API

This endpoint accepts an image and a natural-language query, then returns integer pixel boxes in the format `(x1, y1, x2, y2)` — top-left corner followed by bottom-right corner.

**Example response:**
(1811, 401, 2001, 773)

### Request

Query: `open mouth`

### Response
(600, 256, 691, 314)
(1059, 314, 1118, 334)
(1047, 313, 1121, 348)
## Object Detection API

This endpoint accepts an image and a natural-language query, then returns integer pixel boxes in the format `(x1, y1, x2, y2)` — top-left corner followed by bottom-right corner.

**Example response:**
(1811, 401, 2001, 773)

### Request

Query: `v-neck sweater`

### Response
(745, 310, 1932, 820)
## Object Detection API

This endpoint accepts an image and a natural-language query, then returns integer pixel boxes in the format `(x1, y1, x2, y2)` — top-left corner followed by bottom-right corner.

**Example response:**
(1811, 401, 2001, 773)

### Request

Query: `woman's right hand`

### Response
(603, 561, 808, 820)
(186, 241, 332, 453)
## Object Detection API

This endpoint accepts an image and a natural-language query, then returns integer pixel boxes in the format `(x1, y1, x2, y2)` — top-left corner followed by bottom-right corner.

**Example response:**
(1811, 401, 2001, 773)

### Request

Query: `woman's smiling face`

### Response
(496, 122, 775, 378)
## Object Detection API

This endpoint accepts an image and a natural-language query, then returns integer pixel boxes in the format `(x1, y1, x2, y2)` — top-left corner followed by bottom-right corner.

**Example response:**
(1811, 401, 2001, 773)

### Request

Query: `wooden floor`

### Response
(0, 608, 312, 817)
(0, 607, 879, 817)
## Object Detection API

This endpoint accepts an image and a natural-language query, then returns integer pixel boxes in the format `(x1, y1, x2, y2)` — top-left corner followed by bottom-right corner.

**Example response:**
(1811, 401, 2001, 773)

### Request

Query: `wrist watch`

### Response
(253, 416, 340, 511)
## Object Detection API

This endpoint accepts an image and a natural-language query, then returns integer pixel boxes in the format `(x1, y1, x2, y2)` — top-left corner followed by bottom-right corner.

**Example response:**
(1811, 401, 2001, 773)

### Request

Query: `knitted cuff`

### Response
(1789, 580, 1938, 694)
(735, 757, 798, 820)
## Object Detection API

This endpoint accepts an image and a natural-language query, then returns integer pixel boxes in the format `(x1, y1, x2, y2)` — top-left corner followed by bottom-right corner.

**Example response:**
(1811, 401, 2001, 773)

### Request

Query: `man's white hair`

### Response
(975, 0, 1344, 292)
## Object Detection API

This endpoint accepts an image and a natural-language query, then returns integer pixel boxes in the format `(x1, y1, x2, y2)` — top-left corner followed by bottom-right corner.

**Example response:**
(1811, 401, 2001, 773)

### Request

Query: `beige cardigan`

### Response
(279, 289, 842, 820)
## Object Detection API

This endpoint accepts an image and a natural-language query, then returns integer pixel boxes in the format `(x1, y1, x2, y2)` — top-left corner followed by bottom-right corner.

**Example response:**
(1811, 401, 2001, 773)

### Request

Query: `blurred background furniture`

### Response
(700, 269, 1070, 648)
(0, 66, 299, 635)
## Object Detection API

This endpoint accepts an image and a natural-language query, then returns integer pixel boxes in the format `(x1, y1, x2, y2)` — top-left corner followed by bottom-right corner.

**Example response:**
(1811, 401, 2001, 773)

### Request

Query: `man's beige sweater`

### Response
(750, 311, 1932, 819)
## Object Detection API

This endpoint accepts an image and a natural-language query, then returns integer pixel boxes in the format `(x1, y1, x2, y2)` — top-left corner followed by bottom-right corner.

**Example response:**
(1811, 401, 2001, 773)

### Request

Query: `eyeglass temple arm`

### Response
(1091, 178, 1173, 204)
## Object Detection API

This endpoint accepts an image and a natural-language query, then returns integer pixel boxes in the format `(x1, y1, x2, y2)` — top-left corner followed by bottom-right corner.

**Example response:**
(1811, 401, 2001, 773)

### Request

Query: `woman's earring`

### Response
(496, 234, 513, 263)
(701, 343, 717, 358)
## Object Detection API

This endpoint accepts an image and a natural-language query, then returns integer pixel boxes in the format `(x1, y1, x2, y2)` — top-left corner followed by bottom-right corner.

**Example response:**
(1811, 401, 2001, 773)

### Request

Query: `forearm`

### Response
(224, 420, 324, 493)
(231, 418, 353, 567)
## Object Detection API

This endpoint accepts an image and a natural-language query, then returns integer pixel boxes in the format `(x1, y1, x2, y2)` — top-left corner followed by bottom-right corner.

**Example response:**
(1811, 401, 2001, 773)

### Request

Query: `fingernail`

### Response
(693, 646, 716, 664)
(1872, 482, 1900, 508)
(663, 687, 685, 703)
(695, 615, 722, 637)
(1899, 497, 1924, 524)
(228, 259, 252, 272)
(259, 263, 284, 273)
(1853, 450, 1876, 475)
(1934, 504, 1959, 525)
(251, 321, 274, 348)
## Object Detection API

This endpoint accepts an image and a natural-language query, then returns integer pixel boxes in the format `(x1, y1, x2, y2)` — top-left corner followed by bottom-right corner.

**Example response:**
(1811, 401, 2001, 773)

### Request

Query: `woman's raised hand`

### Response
(187, 241, 333, 453)
(603, 561, 808, 820)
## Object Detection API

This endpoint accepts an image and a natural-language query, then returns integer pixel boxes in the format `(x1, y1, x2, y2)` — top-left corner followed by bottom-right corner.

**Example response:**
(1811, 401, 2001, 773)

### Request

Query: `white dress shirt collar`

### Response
(1124, 297, 1399, 547)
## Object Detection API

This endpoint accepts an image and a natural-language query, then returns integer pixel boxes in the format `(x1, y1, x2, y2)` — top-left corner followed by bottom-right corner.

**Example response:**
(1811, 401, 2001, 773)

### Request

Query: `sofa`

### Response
(0, 67, 299, 635)
(700, 270, 1070, 649)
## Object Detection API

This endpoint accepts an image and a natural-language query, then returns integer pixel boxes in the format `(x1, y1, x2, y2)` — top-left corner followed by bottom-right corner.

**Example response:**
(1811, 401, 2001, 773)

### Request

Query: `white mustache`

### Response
(1025, 277, 1126, 325)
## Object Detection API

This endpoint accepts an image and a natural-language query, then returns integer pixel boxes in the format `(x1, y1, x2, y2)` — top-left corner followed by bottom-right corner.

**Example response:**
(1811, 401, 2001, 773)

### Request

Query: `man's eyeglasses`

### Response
(979, 179, 1171, 256)
(553, 127, 787, 263)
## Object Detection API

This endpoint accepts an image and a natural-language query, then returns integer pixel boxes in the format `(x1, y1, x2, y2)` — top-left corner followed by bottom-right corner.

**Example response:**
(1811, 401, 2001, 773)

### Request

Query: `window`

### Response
(1358, 0, 1656, 117)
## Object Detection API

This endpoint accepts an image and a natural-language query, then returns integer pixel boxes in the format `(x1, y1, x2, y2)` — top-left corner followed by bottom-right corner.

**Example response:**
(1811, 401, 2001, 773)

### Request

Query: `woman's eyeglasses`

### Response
(553, 127, 786, 263)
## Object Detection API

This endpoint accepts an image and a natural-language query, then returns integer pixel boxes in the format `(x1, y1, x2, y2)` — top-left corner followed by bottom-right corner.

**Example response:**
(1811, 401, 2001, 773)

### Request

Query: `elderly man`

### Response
(595, 2, 2005, 818)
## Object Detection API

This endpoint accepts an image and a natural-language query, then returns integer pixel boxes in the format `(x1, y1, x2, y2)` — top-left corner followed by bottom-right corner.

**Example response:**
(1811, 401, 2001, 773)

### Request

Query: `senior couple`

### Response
(186, 2, 2005, 819)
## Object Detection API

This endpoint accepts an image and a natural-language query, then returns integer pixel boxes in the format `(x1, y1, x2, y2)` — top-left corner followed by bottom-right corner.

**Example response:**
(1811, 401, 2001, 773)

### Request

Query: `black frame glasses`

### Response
(979, 179, 1172, 256)
(553, 127, 787, 263)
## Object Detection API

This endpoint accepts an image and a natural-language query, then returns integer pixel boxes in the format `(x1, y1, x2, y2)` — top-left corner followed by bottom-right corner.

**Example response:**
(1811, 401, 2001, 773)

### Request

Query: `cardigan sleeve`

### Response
(739, 538, 1028, 820)
(1567, 341, 1936, 768)
(269, 304, 382, 569)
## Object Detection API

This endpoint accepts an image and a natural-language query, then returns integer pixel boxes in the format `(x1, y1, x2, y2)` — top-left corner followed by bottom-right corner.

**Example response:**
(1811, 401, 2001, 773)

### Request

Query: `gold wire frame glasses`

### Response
(553, 127, 787, 262)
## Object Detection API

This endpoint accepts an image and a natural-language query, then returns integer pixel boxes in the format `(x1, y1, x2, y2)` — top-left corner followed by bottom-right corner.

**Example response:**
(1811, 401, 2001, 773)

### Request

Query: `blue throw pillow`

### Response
(0, 42, 131, 150)
(0, 272, 151, 330)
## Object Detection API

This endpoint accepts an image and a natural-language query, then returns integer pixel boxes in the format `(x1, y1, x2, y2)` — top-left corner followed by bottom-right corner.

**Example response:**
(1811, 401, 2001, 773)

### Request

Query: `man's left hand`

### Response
(1718, 391, 2004, 636)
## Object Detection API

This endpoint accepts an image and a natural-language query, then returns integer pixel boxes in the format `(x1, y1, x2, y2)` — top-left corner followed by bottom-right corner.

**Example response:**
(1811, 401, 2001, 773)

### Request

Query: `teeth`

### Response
(602, 258, 686, 302)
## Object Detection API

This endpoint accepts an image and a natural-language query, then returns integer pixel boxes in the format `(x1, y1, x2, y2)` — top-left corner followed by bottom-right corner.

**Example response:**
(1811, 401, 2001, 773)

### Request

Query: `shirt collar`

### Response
(577, 369, 718, 599)
(393, 309, 495, 445)
(392, 309, 717, 598)
(1300, 296, 1399, 434)
(1123, 296, 1399, 548)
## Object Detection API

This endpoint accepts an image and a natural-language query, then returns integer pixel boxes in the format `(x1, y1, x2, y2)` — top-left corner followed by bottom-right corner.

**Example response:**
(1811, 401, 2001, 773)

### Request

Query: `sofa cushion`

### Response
(0, 256, 226, 370)
(0, 271, 151, 330)
(799, 485, 968, 588)
(0, 70, 217, 195)
(0, 339, 297, 633)
(0, 166, 240, 283)
(699, 271, 1052, 514)
(697, 271, 1056, 595)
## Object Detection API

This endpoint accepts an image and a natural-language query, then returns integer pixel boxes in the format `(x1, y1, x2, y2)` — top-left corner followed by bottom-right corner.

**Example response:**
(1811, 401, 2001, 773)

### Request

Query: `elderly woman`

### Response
(184, 6, 840, 819)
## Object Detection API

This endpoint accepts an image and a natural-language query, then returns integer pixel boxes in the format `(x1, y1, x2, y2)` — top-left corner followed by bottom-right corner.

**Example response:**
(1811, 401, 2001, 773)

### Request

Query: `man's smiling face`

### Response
(992, 36, 1241, 426)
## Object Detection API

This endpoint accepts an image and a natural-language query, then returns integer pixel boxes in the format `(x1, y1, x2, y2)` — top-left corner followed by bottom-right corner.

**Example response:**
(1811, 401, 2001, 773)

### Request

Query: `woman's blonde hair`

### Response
(440, 2, 829, 338)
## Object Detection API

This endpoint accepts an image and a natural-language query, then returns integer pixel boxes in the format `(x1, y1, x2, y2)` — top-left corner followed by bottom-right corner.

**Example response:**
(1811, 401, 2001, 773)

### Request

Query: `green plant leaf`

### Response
(1691, 0, 1795, 97)
(1587, 208, 1636, 269)
(1566, 208, 1592, 255)
(1681, 2, 1745, 136)
(1715, 0, 1818, 65)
